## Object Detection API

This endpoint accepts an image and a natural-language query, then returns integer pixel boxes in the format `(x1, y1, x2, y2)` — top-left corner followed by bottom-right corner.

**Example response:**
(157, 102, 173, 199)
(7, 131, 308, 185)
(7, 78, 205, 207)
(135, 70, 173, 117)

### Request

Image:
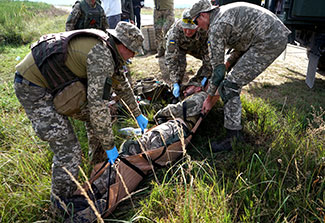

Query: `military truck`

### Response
(218, 0, 325, 88)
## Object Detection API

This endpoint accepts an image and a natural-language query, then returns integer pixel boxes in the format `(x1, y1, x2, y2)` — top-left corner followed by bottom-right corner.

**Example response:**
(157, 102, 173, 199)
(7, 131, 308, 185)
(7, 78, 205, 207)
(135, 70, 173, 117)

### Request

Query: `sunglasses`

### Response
(192, 13, 201, 25)
(182, 18, 196, 25)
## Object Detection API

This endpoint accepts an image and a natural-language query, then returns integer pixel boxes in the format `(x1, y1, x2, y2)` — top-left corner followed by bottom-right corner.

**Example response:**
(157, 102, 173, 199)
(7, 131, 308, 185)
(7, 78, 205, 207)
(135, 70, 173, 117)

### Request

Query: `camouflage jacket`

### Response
(17, 34, 141, 148)
(207, 2, 291, 94)
(66, 0, 109, 31)
(85, 40, 141, 147)
(165, 19, 211, 83)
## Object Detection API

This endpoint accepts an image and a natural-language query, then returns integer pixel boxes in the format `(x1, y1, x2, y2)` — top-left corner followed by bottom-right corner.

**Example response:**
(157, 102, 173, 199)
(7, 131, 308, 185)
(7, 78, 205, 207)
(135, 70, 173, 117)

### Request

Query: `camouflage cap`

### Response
(181, 9, 198, 29)
(107, 21, 144, 54)
(189, 0, 217, 18)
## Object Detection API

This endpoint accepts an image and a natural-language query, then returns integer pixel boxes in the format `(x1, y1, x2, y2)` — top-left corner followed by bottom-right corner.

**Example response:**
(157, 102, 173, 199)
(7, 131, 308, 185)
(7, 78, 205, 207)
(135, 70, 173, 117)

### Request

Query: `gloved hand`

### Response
(106, 146, 119, 164)
(172, 83, 180, 98)
(211, 64, 226, 88)
(136, 114, 148, 133)
(201, 77, 208, 87)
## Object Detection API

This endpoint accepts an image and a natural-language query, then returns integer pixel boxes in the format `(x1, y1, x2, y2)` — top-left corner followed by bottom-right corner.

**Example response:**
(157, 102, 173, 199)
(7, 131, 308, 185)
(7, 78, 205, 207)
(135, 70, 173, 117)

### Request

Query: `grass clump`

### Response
(141, 160, 232, 223)
(0, 0, 67, 45)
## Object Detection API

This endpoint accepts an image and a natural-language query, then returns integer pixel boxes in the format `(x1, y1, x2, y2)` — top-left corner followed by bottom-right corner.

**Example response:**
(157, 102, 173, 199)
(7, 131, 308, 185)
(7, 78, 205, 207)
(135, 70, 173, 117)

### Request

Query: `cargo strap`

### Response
(119, 157, 146, 178)
(140, 145, 166, 169)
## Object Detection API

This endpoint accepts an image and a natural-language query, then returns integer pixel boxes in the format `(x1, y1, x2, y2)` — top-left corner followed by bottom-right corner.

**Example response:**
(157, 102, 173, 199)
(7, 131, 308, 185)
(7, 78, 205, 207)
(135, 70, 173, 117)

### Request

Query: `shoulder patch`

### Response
(169, 40, 175, 44)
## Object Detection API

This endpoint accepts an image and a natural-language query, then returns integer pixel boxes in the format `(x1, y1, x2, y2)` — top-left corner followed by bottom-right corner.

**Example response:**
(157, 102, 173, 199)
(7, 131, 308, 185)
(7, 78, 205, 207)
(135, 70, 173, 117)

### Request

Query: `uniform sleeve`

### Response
(207, 22, 231, 95)
(226, 49, 244, 71)
(165, 27, 185, 83)
(65, 3, 81, 31)
(199, 47, 213, 78)
(112, 67, 141, 118)
(86, 43, 116, 148)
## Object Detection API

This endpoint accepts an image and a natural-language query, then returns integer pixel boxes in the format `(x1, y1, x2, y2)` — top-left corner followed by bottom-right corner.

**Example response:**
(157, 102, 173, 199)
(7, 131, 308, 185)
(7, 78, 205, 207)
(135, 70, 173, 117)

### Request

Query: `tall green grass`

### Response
(133, 96, 324, 222)
(0, 0, 66, 45)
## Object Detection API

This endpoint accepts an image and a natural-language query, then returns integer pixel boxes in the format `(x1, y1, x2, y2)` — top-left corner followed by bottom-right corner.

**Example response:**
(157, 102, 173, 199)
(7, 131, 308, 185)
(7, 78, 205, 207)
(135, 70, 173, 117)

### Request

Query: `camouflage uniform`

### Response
(154, 0, 175, 56)
(165, 19, 212, 84)
(14, 23, 143, 205)
(66, 0, 109, 31)
(191, 1, 291, 130)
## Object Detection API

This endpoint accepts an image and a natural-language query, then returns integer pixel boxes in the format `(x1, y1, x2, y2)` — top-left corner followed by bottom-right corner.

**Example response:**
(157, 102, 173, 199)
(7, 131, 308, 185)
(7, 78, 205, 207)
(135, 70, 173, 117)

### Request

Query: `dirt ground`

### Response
(132, 44, 325, 86)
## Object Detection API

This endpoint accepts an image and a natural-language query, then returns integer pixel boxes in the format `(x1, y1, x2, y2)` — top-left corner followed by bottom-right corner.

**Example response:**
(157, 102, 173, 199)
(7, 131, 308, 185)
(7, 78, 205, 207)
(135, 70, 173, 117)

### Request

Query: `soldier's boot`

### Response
(211, 129, 242, 152)
(64, 199, 107, 223)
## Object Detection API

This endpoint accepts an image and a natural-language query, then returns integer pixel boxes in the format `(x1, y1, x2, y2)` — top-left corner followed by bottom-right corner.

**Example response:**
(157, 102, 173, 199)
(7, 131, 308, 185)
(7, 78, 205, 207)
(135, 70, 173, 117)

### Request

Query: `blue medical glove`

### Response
(106, 146, 119, 164)
(201, 77, 208, 87)
(136, 114, 148, 133)
(172, 83, 180, 98)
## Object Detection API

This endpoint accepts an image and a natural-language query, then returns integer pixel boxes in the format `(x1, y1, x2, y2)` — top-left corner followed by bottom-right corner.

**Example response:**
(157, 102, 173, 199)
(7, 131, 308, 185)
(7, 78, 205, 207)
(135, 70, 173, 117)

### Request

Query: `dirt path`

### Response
(54, 5, 71, 13)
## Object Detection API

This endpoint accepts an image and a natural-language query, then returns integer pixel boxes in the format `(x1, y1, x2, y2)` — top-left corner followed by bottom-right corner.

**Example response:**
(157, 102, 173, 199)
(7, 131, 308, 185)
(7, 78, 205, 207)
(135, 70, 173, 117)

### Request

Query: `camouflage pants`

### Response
(153, 8, 174, 54)
(222, 26, 288, 130)
(14, 78, 108, 201)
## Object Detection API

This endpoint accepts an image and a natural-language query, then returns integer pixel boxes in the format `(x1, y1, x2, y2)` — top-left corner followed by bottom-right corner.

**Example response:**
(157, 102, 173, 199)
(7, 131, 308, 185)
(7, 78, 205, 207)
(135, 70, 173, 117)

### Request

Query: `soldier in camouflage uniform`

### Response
(165, 9, 212, 99)
(14, 22, 148, 212)
(66, 0, 109, 31)
(189, 0, 291, 152)
(154, 0, 175, 58)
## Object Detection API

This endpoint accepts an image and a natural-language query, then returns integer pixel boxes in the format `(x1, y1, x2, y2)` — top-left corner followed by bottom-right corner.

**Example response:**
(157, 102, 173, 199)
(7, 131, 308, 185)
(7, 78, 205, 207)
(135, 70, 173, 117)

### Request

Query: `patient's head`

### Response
(121, 140, 141, 156)
(183, 85, 202, 97)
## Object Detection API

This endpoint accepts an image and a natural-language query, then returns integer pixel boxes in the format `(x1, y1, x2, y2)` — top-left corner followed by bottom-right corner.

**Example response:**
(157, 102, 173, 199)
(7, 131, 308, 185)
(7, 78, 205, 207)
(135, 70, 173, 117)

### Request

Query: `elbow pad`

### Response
(211, 64, 226, 88)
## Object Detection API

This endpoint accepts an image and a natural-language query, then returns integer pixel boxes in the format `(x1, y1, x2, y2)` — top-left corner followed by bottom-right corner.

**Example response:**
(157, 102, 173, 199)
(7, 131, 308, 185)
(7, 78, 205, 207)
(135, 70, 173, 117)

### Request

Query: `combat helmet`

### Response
(107, 21, 144, 54)
(189, 0, 218, 18)
(181, 9, 198, 29)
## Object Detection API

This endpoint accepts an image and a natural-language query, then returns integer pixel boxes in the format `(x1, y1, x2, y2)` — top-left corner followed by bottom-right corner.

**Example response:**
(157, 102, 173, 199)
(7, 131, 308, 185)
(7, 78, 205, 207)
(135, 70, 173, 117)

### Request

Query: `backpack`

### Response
(133, 77, 172, 103)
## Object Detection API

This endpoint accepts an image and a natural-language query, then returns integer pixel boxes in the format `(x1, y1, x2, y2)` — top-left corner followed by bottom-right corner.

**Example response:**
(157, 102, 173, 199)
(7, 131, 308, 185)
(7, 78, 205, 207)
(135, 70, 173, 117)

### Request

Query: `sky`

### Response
(28, 0, 198, 8)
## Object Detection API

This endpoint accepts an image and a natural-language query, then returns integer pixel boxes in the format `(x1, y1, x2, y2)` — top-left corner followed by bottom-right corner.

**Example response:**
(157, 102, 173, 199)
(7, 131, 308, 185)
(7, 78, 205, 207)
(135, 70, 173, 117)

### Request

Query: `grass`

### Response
(0, 1, 324, 223)
(0, 0, 66, 45)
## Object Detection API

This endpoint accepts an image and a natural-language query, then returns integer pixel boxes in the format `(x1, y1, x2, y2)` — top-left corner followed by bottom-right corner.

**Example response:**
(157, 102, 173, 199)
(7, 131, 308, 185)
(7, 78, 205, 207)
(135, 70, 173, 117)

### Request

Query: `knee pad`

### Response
(218, 80, 240, 104)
